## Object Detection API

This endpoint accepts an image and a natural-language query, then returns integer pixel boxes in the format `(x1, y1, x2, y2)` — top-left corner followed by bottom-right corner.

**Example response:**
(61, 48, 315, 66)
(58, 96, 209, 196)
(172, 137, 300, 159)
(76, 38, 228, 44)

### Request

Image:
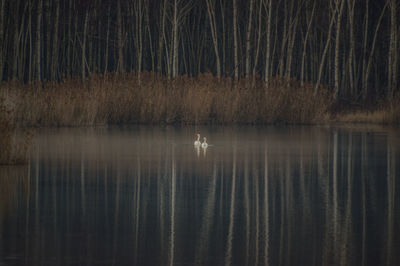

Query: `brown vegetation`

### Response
(330, 96, 400, 124)
(0, 72, 332, 127)
(0, 95, 33, 164)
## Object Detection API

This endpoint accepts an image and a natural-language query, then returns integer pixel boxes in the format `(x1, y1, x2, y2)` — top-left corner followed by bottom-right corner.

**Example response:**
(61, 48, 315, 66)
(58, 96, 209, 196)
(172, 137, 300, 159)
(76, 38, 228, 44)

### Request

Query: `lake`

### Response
(0, 125, 399, 266)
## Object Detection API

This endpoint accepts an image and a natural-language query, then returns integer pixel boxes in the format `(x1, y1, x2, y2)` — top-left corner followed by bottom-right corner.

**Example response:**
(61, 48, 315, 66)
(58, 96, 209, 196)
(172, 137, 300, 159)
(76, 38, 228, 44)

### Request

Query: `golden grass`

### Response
(0, 72, 333, 127)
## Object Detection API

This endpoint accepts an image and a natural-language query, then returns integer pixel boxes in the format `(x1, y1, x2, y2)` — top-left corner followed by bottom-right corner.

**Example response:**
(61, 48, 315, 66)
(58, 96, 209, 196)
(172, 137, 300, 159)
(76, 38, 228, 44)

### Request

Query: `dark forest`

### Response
(1, 0, 398, 99)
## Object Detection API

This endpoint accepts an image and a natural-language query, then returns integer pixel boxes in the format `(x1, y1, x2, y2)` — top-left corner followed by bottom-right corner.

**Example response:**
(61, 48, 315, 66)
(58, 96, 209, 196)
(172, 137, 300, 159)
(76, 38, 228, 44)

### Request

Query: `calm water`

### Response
(0, 126, 399, 266)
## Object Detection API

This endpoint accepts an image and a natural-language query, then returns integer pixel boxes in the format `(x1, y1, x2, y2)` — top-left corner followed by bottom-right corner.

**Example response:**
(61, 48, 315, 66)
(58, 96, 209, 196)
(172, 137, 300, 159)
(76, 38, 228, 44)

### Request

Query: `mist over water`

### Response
(0, 126, 399, 266)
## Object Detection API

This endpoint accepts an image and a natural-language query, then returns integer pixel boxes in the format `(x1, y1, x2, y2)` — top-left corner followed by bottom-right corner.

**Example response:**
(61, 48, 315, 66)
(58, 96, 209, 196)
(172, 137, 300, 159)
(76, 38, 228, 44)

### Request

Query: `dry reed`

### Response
(0, 95, 33, 164)
(0, 72, 333, 127)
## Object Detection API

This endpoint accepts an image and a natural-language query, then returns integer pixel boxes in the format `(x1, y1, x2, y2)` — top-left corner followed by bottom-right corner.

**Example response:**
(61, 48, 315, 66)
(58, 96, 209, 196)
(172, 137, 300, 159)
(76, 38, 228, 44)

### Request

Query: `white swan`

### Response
(201, 137, 208, 148)
(194, 133, 201, 146)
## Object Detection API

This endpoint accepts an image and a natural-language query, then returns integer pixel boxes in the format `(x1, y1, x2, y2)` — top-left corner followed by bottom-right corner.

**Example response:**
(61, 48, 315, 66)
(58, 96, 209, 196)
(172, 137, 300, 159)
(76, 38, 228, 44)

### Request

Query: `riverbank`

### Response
(1, 72, 398, 164)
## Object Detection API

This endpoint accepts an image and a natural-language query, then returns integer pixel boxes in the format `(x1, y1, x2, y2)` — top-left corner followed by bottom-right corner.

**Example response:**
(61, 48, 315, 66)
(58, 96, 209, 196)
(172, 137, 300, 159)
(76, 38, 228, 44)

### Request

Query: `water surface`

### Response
(0, 125, 399, 265)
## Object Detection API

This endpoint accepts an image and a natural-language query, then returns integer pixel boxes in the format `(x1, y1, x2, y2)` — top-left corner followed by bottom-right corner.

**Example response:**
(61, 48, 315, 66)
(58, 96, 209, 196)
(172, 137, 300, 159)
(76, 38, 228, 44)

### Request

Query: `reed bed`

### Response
(332, 96, 400, 124)
(0, 72, 332, 127)
(0, 95, 33, 164)
(2, 72, 399, 163)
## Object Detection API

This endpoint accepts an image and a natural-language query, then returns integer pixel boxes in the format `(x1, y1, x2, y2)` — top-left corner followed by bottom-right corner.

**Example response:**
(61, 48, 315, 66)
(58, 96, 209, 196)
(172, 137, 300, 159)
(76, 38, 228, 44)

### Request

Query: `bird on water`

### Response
(194, 133, 201, 146)
(201, 137, 208, 148)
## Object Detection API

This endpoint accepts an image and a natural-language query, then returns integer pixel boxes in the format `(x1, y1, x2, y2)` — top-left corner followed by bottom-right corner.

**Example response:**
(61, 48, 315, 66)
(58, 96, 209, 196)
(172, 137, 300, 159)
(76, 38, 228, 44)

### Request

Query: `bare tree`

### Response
(233, 0, 238, 81)
(51, 0, 59, 80)
(205, 0, 221, 79)
(117, 0, 124, 72)
(35, 0, 42, 81)
(300, 0, 316, 87)
(81, 8, 89, 78)
(314, 3, 338, 95)
(245, 0, 255, 77)
(347, 0, 356, 97)
(264, 0, 272, 85)
(0, 1, 4, 80)
(334, 0, 345, 100)
(363, 1, 389, 100)
(388, 0, 398, 98)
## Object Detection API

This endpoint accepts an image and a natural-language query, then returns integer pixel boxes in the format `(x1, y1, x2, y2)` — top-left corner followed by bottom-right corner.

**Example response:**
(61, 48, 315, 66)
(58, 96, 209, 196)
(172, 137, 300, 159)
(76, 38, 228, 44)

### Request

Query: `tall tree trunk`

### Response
(361, 0, 369, 98)
(314, 4, 337, 95)
(145, 1, 155, 73)
(233, 0, 238, 81)
(220, 0, 226, 75)
(347, 0, 355, 97)
(172, 0, 178, 78)
(205, 0, 221, 79)
(66, 0, 72, 77)
(157, 0, 167, 74)
(334, 0, 345, 100)
(133, 0, 144, 82)
(11, 0, 18, 79)
(45, 0, 51, 79)
(252, 0, 263, 86)
(300, 0, 316, 87)
(117, 0, 124, 73)
(388, 0, 398, 98)
(81, 10, 89, 79)
(285, 0, 301, 81)
(35, 0, 42, 81)
(364, 1, 389, 99)
(51, 0, 59, 80)
(264, 0, 272, 85)
(0, 0, 4, 80)
(278, 0, 288, 78)
(245, 0, 254, 77)
(104, 4, 111, 75)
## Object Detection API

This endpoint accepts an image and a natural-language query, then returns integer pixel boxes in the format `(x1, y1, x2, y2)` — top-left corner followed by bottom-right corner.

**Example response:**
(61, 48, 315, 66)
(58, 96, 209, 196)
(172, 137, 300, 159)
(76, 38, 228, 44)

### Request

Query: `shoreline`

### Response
(1, 73, 398, 164)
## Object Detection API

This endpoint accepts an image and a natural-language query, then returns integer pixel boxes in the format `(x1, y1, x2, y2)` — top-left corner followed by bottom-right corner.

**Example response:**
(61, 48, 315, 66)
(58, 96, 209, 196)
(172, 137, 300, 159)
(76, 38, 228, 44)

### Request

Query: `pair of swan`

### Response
(194, 133, 208, 148)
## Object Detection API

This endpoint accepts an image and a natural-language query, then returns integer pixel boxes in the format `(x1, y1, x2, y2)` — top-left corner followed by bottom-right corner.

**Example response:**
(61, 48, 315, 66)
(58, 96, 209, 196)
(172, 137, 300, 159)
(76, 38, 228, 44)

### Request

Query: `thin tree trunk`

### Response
(264, 0, 272, 85)
(172, 0, 178, 78)
(362, 0, 369, 97)
(278, 0, 288, 78)
(51, 0, 59, 80)
(66, 0, 72, 77)
(104, 4, 110, 75)
(334, 0, 345, 100)
(252, 0, 263, 86)
(28, 1, 33, 82)
(117, 0, 124, 73)
(364, 1, 388, 100)
(35, 0, 42, 81)
(285, 0, 302, 81)
(12, 0, 21, 79)
(157, 0, 167, 74)
(347, 0, 355, 97)
(300, 1, 316, 87)
(388, 0, 398, 98)
(134, 0, 143, 83)
(220, 0, 226, 75)
(145, 1, 154, 73)
(205, 0, 221, 79)
(314, 4, 337, 95)
(0, 1, 4, 80)
(233, 0, 238, 81)
(45, 0, 51, 78)
(245, 0, 254, 77)
(81, 10, 89, 79)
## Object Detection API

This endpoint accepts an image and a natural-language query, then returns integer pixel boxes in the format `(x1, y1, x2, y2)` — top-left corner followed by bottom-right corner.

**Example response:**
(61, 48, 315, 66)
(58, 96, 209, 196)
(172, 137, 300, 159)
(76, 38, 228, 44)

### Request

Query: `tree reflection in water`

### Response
(0, 126, 398, 266)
